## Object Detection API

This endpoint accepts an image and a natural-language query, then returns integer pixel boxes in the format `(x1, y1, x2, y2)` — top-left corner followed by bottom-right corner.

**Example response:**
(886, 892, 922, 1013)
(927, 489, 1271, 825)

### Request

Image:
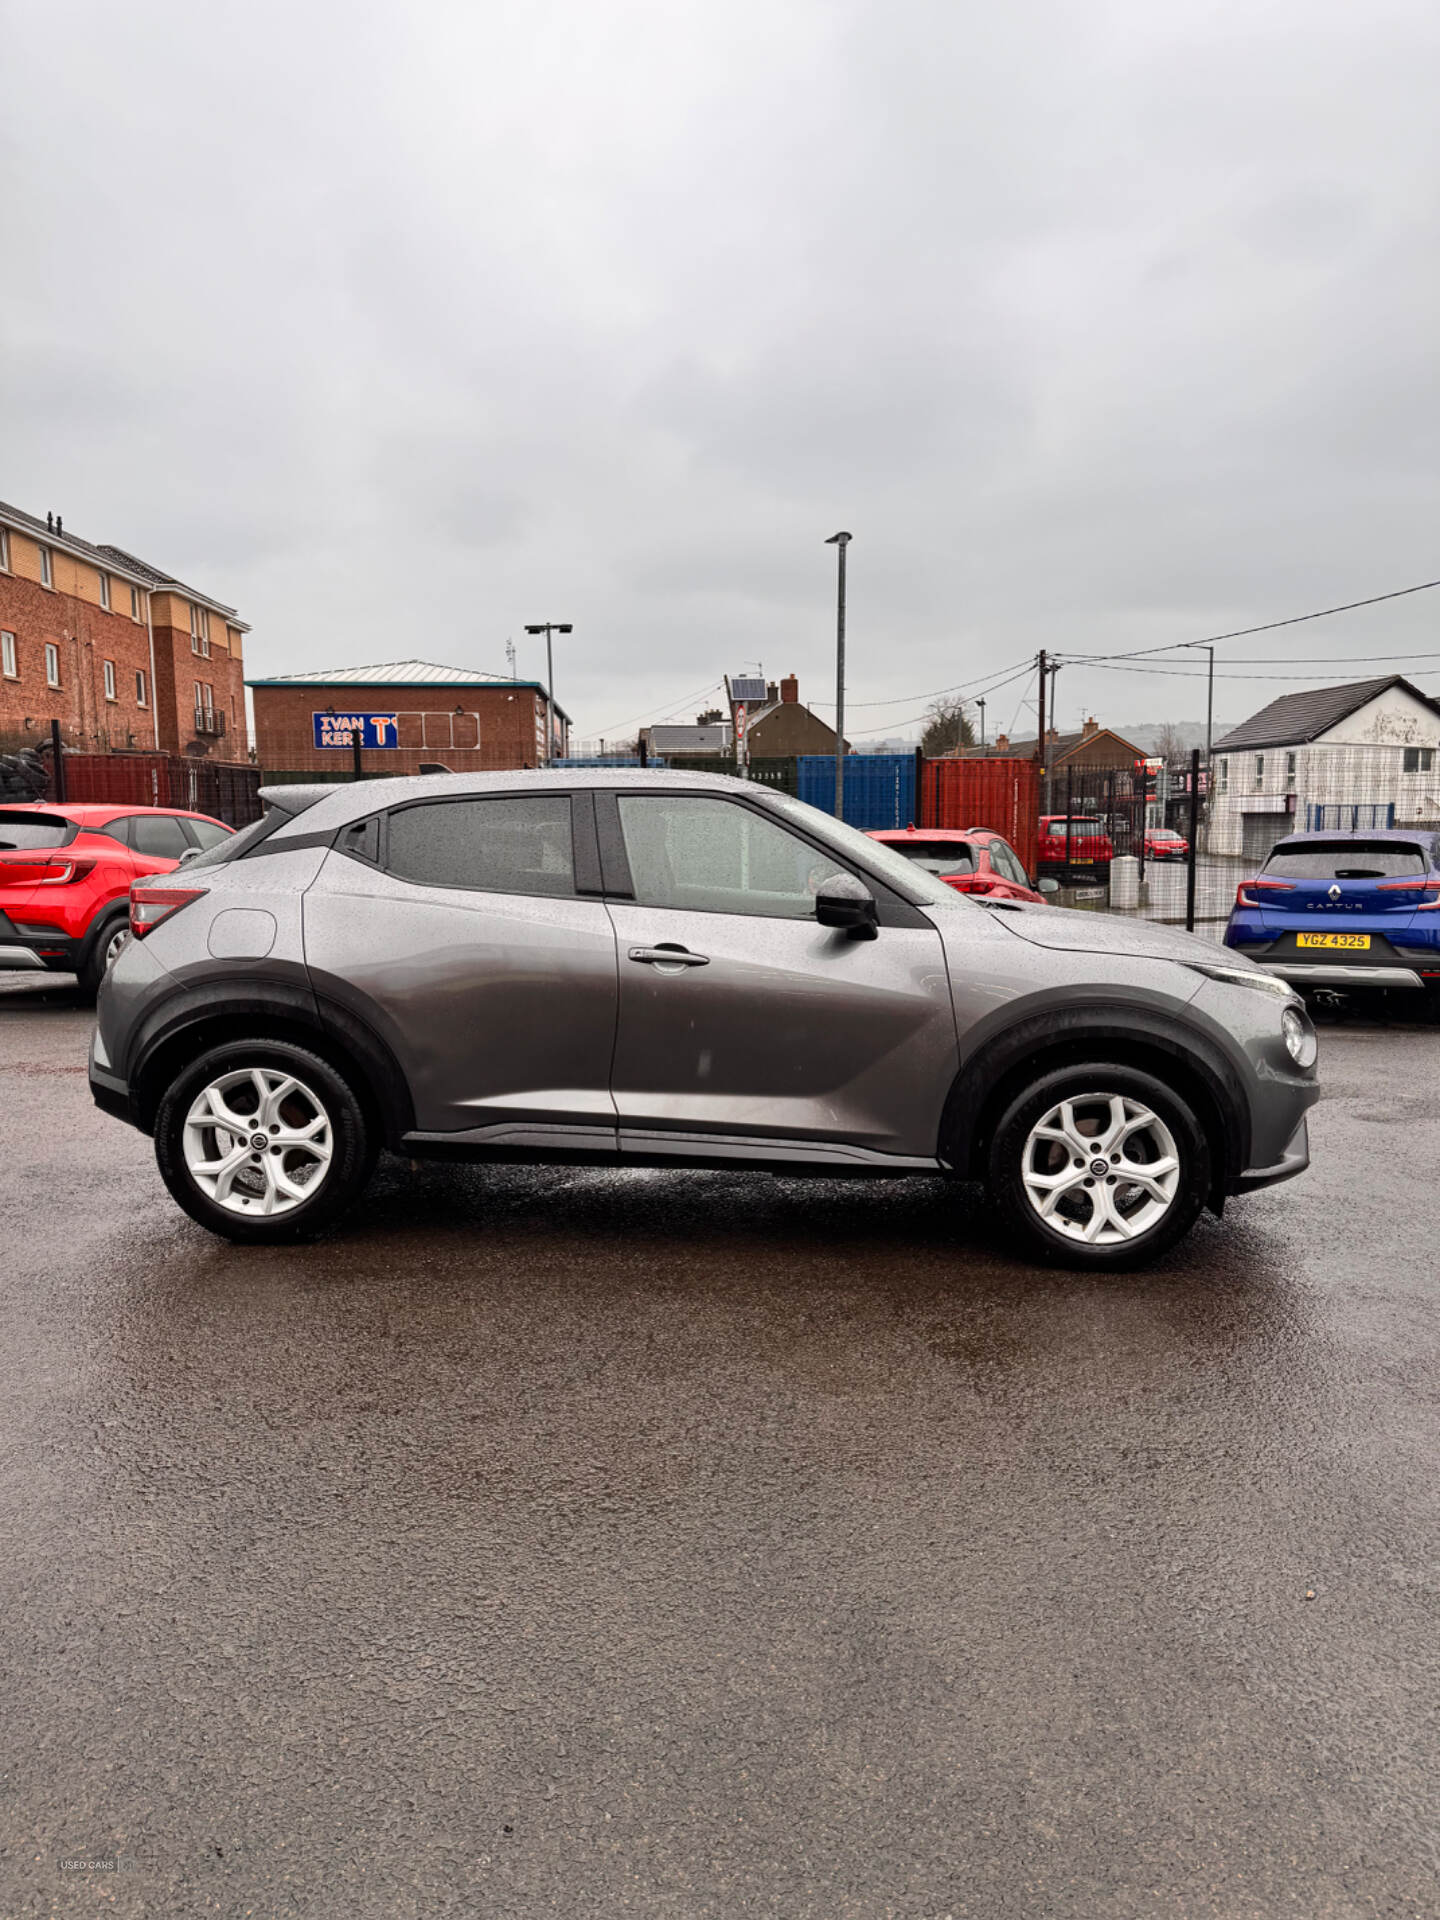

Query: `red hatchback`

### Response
(0, 802, 232, 998)
(867, 827, 1048, 902)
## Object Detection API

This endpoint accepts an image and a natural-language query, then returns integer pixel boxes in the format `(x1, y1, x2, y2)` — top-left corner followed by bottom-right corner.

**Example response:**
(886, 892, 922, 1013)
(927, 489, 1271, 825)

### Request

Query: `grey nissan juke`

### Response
(89, 770, 1319, 1270)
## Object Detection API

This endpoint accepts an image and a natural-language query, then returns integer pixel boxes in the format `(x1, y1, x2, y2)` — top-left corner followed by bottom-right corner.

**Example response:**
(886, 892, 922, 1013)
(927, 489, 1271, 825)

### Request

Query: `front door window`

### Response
(617, 794, 847, 919)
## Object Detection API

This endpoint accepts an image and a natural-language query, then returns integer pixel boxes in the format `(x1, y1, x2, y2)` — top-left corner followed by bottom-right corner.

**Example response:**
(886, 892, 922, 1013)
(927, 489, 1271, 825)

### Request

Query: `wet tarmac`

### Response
(2, 976, 1437, 1917)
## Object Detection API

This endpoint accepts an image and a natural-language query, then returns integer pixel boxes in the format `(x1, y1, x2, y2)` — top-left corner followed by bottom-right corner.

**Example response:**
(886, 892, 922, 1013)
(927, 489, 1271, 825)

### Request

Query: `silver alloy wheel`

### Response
(103, 925, 128, 969)
(182, 1066, 333, 1217)
(1021, 1091, 1181, 1245)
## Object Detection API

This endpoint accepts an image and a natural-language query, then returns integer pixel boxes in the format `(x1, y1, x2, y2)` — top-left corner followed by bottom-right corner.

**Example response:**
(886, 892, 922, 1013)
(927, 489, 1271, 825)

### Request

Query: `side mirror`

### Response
(815, 872, 879, 939)
(1037, 877, 1060, 895)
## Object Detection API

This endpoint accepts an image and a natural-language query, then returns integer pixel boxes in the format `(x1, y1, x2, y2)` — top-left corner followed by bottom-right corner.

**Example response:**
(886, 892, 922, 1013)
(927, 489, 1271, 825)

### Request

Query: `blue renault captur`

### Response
(1224, 828, 1440, 1006)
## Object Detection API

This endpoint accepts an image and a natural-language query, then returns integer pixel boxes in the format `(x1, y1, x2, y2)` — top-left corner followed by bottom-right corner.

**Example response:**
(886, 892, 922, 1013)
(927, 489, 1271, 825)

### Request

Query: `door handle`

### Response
(628, 945, 710, 968)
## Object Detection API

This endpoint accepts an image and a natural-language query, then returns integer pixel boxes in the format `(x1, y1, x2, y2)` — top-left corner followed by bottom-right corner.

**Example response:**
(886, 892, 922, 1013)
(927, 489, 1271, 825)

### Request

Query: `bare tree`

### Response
(920, 695, 975, 758)
(1151, 722, 1188, 767)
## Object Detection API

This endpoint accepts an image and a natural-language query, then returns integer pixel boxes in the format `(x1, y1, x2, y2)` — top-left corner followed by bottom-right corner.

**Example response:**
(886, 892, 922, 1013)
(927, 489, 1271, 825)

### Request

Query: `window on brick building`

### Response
(190, 604, 211, 656)
(45, 643, 61, 687)
(103, 659, 117, 701)
(0, 527, 10, 572)
(98, 572, 111, 611)
(194, 681, 215, 730)
(1, 632, 15, 678)
(1403, 747, 1435, 773)
(136, 669, 147, 706)
(39, 546, 54, 589)
(131, 585, 142, 621)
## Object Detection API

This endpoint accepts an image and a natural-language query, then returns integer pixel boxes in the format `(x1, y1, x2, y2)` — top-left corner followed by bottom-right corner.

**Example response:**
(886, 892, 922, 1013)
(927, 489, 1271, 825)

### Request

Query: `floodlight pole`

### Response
(825, 532, 851, 821)
(524, 621, 573, 765)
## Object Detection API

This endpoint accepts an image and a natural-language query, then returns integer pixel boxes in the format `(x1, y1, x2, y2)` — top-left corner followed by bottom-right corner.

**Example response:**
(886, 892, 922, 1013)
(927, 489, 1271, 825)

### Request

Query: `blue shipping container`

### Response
(796, 753, 917, 830)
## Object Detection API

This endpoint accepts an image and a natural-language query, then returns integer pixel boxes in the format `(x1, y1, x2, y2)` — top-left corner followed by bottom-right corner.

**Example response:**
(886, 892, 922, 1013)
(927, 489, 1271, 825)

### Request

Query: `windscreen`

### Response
(0, 810, 75, 850)
(1263, 841, 1427, 880)
(763, 792, 967, 906)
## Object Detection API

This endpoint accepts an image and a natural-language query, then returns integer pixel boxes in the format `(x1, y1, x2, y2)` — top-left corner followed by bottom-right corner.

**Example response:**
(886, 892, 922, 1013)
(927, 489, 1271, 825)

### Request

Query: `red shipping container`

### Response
(922, 756, 1040, 878)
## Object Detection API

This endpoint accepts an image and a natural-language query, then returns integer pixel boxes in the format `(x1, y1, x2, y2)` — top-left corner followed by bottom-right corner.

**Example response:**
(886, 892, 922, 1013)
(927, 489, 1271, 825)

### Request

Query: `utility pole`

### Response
(825, 532, 851, 822)
(1035, 649, 1047, 815)
(524, 622, 572, 765)
(977, 696, 986, 751)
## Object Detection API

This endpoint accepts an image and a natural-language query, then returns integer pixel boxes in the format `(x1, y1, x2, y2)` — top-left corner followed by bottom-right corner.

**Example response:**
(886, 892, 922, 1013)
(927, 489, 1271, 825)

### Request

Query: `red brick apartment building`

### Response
(0, 499, 250, 760)
(248, 660, 573, 776)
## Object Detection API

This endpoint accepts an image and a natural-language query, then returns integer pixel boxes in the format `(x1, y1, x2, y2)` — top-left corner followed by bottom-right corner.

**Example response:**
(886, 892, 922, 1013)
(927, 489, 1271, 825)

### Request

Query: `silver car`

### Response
(90, 770, 1319, 1270)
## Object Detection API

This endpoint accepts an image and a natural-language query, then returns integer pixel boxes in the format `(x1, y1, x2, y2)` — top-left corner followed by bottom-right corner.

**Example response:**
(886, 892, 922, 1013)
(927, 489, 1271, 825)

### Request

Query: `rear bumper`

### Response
(0, 934, 81, 972)
(1232, 1115, 1311, 1194)
(1260, 961, 1424, 990)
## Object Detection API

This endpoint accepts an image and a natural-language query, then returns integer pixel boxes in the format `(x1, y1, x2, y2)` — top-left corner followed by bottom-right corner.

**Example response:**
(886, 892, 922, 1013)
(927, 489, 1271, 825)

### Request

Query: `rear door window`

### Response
(1264, 842, 1427, 880)
(130, 814, 193, 860)
(0, 811, 76, 850)
(386, 795, 576, 896)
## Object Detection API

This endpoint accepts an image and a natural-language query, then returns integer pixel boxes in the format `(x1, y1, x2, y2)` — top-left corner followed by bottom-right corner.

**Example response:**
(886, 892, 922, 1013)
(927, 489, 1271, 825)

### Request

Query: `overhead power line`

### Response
(1058, 575, 1440, 667)
(594, 679, 725, 737)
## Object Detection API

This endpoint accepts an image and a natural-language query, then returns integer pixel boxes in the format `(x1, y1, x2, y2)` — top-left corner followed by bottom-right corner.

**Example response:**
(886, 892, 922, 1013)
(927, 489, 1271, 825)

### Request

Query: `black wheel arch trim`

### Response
(941, 999, 1251, 1194)
(124, 975, 414, 1145)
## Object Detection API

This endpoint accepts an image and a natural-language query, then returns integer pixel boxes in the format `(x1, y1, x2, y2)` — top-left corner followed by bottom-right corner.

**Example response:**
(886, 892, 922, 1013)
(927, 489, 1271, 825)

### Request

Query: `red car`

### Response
(1144, 826, 1190, 861)
(0, 801, 232, 998)
(867, 827, 1047, 902)
(1037, 815, 1114, 883)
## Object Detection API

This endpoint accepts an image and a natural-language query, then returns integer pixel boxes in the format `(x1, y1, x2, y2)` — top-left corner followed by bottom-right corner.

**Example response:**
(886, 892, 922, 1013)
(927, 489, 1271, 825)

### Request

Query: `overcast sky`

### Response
(3, 0, 1438, 744)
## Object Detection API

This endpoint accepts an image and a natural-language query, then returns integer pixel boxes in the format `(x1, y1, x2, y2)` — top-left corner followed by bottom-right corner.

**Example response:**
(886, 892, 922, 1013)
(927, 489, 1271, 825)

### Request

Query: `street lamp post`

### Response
(825, 532, 851, 822)
(977, 696, 987, 752)
(524, 622, 572, 765)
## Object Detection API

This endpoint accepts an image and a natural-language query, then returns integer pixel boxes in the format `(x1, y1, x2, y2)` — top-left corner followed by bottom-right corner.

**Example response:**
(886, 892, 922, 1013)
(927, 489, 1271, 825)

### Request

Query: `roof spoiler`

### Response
(256, 784, 337, 816)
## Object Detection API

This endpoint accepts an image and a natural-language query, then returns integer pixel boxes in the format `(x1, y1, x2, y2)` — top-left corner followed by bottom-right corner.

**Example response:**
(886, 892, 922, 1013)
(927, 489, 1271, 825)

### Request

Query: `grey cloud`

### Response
(2, 0, 1438, 740)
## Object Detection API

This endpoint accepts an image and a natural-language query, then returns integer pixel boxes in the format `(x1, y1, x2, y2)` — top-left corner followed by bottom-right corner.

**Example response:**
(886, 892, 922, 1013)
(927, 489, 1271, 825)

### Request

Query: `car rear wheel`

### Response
(154, 1040, 377, 1243)
(75, 910, 129, 1003)
(987, 1063, 1209, 1270)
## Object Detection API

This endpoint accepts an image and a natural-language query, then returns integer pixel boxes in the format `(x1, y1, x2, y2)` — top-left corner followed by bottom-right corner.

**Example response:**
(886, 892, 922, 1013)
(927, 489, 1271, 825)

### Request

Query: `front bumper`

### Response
(1232, 1115, 1311, 1193)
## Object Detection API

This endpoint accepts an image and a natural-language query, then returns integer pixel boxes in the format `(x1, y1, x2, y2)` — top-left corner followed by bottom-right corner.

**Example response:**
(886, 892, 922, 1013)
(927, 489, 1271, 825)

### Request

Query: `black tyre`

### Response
(986, 1062, 1210, 1271)
(75, 910, 130, 1004)
(154, 1039, 377, 1243)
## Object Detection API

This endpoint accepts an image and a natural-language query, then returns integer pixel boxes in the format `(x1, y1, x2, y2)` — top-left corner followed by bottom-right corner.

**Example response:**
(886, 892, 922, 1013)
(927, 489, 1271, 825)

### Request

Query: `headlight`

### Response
(1282, 1005, 1318, 1069)
(1187, 960, 1294, 998)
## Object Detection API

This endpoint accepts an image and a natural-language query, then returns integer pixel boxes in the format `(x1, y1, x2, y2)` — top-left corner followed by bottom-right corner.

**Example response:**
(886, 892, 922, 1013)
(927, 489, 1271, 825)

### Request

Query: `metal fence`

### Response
(1040, 752, 1249, 938)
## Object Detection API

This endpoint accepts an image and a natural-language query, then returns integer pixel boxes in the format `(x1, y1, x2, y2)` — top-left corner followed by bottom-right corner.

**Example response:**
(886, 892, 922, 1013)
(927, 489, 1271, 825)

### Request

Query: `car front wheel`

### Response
(987, 1063, 1210, 1270)
(154, 1040, 377, 1243)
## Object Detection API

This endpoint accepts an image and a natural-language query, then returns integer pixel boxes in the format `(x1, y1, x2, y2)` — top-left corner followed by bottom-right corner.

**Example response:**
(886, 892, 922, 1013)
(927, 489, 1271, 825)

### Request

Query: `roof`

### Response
(1271, 827, 1440, 848)
(964, 725, 1145, 762)
(868, 827, 981, 840)
(1212, 676, 1440, 752)
(0, 499, 246, 625)
(246, 658, 572, 721)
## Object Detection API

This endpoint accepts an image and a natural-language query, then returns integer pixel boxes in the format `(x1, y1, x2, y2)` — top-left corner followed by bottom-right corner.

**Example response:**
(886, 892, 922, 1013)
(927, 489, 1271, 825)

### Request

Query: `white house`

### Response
(1209, 675, 1440, 860)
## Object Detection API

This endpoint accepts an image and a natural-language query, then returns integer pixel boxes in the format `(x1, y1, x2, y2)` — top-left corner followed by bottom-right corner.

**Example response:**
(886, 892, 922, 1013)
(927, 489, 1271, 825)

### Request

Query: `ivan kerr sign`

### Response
(312, 712, 400, 750)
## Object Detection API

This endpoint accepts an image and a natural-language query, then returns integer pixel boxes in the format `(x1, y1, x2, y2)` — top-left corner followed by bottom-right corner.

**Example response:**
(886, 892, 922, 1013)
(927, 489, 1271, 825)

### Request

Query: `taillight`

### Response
(1235, 879, 1296, 908)
(129, 885, 206, 938)
(0, 852, 93, 885)
(1378, 879, 1440, 909)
